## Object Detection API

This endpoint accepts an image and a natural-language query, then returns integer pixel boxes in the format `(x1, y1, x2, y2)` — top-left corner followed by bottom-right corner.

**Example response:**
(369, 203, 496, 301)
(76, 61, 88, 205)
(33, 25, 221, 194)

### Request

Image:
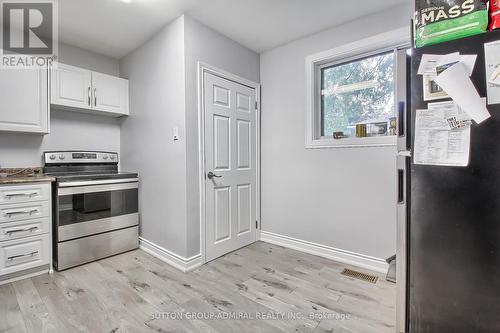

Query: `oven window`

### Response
(58, 188, 138, 226)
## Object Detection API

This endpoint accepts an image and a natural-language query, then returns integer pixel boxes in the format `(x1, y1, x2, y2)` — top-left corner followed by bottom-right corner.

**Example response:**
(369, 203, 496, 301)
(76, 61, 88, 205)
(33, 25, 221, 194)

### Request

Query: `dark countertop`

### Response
(0, 167, 55, 185)
(0, 175, 55, 185)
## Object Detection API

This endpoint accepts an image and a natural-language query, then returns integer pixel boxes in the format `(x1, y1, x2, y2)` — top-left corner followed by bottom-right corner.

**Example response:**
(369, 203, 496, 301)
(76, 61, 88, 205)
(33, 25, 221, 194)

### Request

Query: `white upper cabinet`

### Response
(0, 68, 49, 134)
(51, 63, 129, 117)
(92, 72, 129, 115)
(51, 63, 92, 110)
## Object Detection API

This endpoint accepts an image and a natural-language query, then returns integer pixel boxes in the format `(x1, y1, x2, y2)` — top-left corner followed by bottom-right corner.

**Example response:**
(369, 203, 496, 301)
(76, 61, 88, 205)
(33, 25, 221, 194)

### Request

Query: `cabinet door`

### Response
(51, 63, 92, 109)
(0, 68, 49, 133)
(92, 72, 129, 115)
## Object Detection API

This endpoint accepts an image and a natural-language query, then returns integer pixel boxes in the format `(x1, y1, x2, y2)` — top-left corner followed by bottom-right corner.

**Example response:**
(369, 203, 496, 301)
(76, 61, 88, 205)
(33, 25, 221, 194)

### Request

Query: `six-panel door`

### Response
(204, 72, 257, 262)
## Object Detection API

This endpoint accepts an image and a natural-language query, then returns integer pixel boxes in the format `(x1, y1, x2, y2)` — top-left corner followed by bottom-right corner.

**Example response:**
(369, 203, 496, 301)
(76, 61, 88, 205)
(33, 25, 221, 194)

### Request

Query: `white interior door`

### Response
(204, 72, 257, 262)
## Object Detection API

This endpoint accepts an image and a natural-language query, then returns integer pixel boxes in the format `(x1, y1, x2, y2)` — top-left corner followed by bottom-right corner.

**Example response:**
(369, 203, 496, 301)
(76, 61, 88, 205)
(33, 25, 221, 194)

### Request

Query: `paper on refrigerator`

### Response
(414, 102, 471, 167)
(484, 40, 500, 105)
(418, 53, 458, 75)
(434, 62, 490, 124)
(435, 54, 477, 76)
(418, 53, 476, 76)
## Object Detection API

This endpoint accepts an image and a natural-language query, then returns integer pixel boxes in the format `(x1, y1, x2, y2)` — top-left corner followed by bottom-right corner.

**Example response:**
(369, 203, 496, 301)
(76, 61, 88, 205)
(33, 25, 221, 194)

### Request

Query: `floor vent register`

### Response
(341, 268, 378, 284)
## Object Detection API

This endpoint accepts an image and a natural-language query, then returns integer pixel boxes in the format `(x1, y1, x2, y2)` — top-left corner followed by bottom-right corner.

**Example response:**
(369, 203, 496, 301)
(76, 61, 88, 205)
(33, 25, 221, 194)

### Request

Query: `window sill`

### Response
(305, 136, 396, 149)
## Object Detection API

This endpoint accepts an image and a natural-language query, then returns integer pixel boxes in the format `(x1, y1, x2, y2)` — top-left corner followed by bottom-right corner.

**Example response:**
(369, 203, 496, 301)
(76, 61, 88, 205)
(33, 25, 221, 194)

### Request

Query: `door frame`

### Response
(197, 62, 261, 264)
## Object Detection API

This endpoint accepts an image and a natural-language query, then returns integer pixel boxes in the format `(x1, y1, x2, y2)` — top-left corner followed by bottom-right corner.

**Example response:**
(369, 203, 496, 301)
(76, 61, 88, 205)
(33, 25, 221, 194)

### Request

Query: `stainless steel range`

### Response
(43, 151, 139, 271)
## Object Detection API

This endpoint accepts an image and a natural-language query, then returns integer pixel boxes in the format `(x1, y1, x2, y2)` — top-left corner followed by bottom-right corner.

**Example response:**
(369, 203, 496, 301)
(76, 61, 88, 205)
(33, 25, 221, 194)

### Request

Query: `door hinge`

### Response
(255, 101, 258, 110)
(255, 220, 258, 229)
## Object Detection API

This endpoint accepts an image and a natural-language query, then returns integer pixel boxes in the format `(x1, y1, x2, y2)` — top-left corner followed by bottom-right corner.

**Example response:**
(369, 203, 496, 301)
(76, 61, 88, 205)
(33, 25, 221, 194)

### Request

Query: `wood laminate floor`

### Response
(0, 241, 396, 333)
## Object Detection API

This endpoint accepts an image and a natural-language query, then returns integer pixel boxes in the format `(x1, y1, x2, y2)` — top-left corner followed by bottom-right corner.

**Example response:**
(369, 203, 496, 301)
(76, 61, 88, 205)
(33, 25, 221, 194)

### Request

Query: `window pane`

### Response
(321, 52, 395, 138)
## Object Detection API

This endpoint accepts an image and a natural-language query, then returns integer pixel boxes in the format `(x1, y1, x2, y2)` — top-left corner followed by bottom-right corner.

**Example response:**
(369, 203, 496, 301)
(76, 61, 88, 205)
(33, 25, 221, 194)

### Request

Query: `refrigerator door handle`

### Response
(398, 101, 405, 138)
(397, 169, 405, 204)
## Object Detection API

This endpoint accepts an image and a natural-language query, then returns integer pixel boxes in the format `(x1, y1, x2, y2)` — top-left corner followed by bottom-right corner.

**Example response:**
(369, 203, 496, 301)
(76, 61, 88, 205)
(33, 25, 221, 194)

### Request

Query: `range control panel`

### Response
(44, 151, 118, 164)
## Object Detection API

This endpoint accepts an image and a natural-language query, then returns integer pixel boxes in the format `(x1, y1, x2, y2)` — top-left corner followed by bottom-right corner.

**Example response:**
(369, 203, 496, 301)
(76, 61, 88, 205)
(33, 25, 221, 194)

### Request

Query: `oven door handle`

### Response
(58, 180, 138, 196)
(58, 178, 139, 188)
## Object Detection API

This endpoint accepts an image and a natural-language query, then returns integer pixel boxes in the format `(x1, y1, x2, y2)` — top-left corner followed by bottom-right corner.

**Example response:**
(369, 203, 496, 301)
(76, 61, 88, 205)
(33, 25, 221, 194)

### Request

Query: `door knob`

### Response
(207, 171, 222, 179)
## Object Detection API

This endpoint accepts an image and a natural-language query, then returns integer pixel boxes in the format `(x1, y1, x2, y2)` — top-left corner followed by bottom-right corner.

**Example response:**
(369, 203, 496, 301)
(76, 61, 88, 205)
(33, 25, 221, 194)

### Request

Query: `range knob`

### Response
(49, 154, 56, 160)
(110, 155, 116, 160)
(58, 154, 65, 160)
(103, 155, 109, 160)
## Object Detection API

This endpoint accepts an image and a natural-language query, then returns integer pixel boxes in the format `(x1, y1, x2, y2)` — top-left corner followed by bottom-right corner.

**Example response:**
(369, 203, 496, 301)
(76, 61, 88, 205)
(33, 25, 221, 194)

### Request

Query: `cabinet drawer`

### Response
(0, 183, 51, 205)
(0, 201, 50, 223)
(0, 234, 50, 276)
(0, 218, 50, 242)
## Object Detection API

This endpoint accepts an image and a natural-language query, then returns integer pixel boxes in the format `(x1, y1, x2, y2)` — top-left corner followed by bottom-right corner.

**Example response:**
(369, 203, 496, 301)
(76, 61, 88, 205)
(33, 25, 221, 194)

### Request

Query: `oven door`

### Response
(56, 180, 139, 242)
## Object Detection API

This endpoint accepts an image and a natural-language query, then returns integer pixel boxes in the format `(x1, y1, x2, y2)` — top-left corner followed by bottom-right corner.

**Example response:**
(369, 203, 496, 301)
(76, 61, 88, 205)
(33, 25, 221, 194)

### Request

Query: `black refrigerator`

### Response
(400, 29, 500, 332)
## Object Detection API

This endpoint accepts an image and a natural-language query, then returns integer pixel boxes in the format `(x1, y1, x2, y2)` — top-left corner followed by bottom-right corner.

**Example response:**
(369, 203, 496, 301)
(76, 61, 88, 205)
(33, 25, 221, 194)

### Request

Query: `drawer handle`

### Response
(7, 251, 39, 261)
(5, 209, 38, 217)
(6, 226, 38, 236)
(5, 192, 38, 199)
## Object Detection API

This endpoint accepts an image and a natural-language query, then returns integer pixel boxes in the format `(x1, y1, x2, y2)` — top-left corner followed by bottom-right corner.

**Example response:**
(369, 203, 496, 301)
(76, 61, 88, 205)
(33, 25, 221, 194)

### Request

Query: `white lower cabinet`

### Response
(0, 201, 50, 223)
(0, 218, 51, 242)
(0, 233, 50, 276)
(0, 183, 51, 205)
(0, 183, 52, 283)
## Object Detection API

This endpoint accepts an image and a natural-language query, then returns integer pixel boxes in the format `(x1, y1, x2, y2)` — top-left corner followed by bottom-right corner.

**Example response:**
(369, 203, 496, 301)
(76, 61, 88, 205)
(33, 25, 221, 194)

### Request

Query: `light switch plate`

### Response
(173, 127, 179, 141)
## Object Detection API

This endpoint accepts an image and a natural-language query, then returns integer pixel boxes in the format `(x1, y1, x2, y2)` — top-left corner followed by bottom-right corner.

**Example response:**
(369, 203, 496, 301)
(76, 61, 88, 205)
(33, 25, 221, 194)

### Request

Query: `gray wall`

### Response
(59, 43, 120, 76)
(119, 16, 189, 257)
(0, 43, 121, 168)
(183, 15, 260, 257)
(260, 3, 412, 261)
(119, 14, 260, 258)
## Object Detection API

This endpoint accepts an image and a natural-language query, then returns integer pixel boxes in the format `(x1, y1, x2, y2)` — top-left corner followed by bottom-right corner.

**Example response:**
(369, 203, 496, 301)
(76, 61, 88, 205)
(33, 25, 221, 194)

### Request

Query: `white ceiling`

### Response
(59, 0, 410, 59)
(59, 0, 201, 58)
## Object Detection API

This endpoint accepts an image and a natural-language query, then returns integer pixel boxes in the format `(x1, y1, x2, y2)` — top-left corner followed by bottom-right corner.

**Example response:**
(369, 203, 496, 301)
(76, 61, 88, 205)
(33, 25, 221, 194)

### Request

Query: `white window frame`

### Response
(305, 27, 410, 149)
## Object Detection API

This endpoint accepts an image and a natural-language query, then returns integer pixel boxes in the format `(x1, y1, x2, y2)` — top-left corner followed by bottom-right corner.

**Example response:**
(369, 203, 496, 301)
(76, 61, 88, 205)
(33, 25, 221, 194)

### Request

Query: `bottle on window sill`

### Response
(333, 132, 347, 139)
(356, 124, 367, 137)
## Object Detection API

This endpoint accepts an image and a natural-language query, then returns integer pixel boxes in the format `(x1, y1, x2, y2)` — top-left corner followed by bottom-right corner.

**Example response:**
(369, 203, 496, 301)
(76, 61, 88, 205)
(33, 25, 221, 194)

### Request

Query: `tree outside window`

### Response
(321, 52, 395, 138)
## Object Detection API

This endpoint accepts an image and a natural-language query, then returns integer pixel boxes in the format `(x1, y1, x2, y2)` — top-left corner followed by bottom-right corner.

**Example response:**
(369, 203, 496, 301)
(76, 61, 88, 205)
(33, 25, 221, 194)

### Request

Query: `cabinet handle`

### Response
(4, 192, 37, 199)
(94, 88, 97, 107)
(7, 251, 38, 261)
(5, 209, 38, 217)
(88, 87, 91, 106)
(6, 226, 38, 236)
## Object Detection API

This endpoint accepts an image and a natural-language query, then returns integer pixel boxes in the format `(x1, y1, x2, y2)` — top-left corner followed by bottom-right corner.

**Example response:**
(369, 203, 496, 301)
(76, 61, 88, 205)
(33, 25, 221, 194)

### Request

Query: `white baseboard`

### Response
(139, 237, 202, 273)
(0, 269, 49, 286)
(260, 231, 388, 274)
